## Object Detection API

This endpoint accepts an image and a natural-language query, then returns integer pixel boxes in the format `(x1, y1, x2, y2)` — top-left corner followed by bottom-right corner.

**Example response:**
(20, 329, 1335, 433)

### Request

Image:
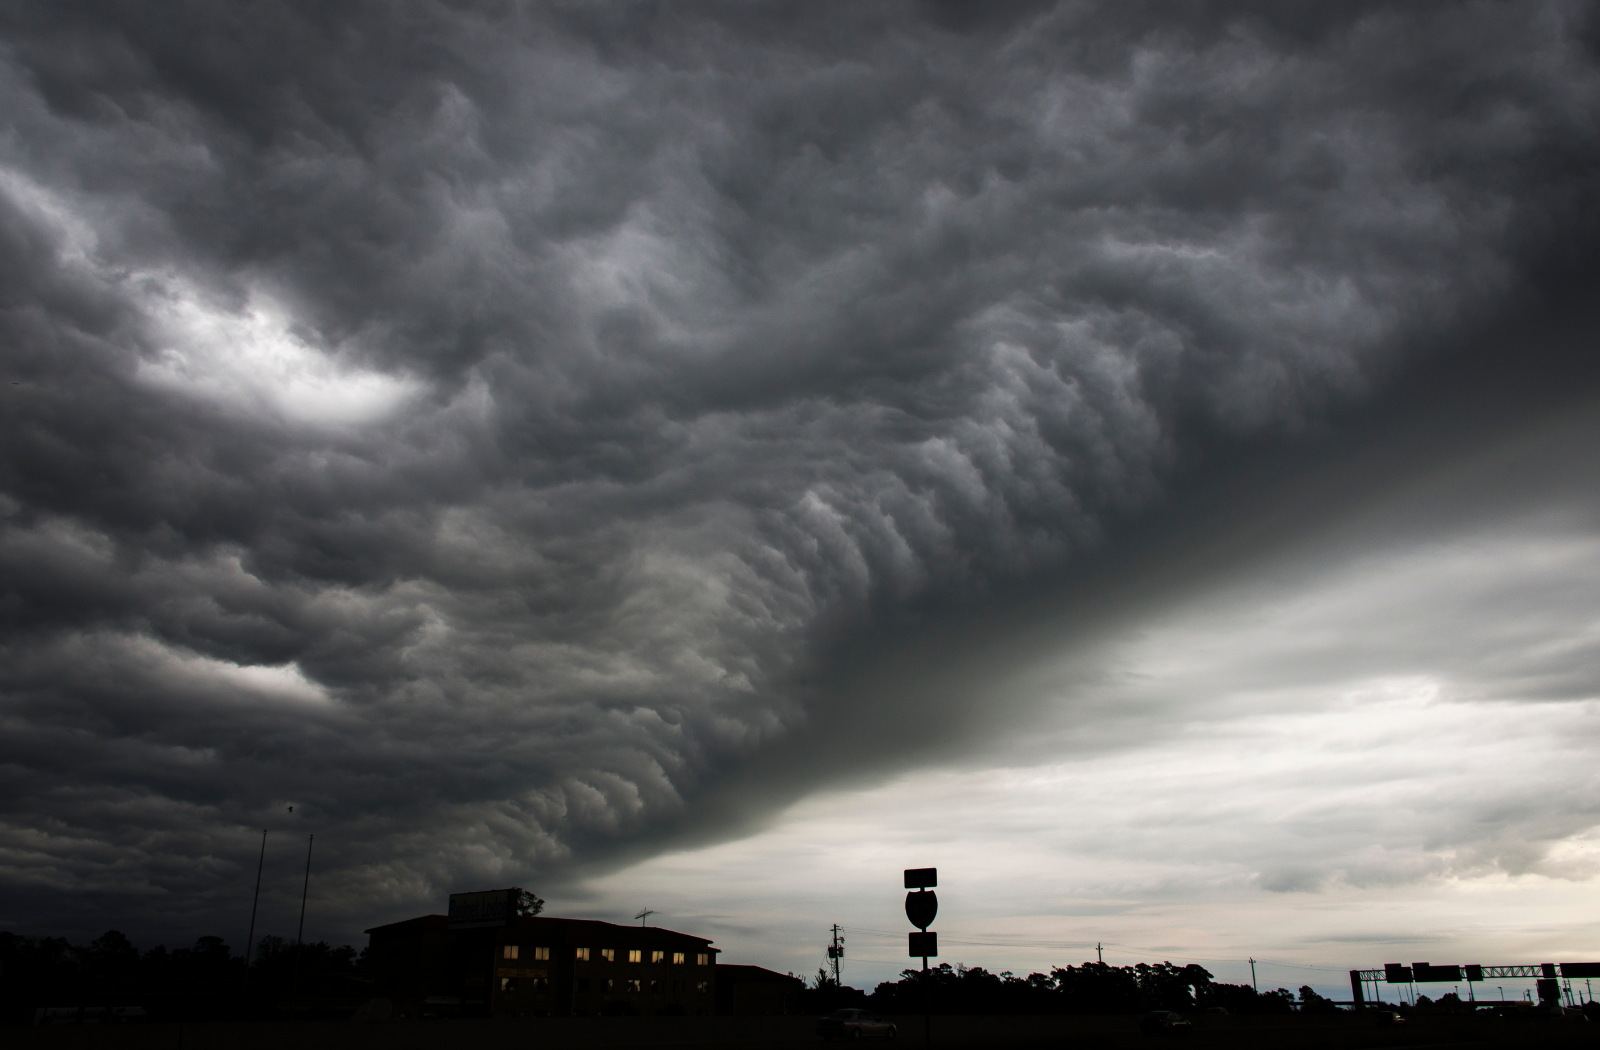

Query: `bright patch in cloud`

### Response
(137, 280, 419, 427)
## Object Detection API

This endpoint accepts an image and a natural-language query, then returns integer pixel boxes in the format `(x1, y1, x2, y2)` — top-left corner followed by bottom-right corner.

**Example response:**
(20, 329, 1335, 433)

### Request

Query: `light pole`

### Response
(243, 829, 267, 991)
(292, 834, 313, 996)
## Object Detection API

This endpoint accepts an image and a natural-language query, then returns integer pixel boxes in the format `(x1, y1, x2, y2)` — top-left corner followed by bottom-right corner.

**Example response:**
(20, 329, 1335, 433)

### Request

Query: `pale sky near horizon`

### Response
(576, 410, 1600, 998)
(3, 2, 1599, 1003)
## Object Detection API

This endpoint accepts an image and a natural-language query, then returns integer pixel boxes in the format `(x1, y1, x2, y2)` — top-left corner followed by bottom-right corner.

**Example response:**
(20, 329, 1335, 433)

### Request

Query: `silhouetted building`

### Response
(365, 911, 718, 1018)
(714, 964, 804, 1015)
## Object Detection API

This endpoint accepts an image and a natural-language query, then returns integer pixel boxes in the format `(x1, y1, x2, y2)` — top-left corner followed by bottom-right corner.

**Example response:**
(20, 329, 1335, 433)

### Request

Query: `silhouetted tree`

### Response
(0, 928, 369, 1023)
(515, 888, 545, 917)
(1298, 985, 1340, 1014)
(794, 967, 869, 1013)
(1197, 980, 1294, 1014)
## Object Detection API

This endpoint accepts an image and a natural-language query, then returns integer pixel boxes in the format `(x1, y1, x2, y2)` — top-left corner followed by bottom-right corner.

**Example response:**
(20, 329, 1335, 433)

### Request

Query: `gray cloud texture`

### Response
(1, 1, 1598, 943)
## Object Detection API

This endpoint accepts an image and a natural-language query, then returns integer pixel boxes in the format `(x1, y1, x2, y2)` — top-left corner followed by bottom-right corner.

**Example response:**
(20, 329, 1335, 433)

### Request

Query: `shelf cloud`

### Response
(1, 1, 1597, 954)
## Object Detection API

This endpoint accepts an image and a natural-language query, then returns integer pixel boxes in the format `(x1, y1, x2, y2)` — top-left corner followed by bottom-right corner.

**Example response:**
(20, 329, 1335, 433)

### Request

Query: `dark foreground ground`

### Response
(12, 1012, 1599, 1050)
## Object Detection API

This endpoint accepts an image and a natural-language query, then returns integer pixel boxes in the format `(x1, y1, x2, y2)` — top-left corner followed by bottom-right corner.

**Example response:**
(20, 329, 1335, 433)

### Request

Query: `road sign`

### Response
(904, 867, 937, 889)
(909, 931, 937, 958)
(905, 891, 937, 930)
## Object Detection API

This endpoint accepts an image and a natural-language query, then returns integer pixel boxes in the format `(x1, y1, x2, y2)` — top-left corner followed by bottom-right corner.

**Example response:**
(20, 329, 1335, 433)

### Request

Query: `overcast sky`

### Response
(2, 0, 1599, 998)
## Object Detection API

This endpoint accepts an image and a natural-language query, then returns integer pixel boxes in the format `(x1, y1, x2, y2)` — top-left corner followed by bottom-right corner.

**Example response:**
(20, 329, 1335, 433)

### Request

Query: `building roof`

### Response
(364, 914, 446, 935)
(503, 916, 718, 948)
(716, 964, 804, 985)
(365, 912, 718, 949)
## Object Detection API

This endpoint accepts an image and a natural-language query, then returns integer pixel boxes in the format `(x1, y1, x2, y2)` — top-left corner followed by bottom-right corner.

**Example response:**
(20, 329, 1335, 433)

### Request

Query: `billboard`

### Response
(448, 888, 516, 930)
(1561, 963, 1600, 978)
(1384, 964, 1412, 984)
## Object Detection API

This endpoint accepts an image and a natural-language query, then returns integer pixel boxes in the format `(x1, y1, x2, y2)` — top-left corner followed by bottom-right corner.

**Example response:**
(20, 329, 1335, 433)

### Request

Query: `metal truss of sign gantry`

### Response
(1346, 962, 1600, 1007)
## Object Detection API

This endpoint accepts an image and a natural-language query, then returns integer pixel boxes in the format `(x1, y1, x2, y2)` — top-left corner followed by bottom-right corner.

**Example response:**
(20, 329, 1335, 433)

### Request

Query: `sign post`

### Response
(904, 868, 937, 1050)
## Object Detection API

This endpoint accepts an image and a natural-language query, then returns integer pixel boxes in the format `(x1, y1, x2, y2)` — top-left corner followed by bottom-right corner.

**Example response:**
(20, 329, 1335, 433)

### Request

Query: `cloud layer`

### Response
(1, 1, 1598, 945)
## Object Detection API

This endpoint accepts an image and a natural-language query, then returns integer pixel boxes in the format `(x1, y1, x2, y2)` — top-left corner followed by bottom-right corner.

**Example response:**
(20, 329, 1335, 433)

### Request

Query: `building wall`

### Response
(713, 964, 805, 1016)
(364, 914, 717, 1018)
(490, 918, 716, 1017)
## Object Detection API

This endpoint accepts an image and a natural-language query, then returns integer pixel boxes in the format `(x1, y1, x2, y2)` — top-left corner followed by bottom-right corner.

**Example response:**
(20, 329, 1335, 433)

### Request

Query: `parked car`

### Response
(1140, 1010, 1193, 1035)
(817, 1008, 898, 1040)
(1374, 1010, 1405, 1026)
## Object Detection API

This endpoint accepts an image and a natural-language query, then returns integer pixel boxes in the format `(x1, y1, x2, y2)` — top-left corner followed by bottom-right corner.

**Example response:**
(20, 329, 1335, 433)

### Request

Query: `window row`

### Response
(503, 945, 710, 965)
(499, 976, 710, 995)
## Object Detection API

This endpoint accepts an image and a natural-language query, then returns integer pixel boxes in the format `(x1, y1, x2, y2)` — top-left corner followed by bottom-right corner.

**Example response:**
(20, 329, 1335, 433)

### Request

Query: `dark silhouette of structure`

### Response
(905, 867, 939, 1050)
(364, 891, 718, 1018)
(1351, 961, 1600, 1009)
(714, 964, 804, 1015)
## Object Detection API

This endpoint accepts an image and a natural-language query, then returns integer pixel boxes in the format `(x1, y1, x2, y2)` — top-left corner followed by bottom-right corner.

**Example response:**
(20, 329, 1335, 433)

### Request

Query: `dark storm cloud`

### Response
(0, 1, 1597, 941)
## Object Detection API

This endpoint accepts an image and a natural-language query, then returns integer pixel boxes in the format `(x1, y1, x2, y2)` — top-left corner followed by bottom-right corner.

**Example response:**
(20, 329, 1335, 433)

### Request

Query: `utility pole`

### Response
(292, 834, 314, 996)
(826, 925, 844, 987)
(243, 829, 268, 990)
(1249, 958, 1257, 993)
(1096, 943, 1103, 965)
(634, 909, 655, 927)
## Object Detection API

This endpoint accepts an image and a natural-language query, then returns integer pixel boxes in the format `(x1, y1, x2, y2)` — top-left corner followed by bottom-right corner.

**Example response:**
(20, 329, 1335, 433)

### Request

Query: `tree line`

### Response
(0, 929, 372, 1024)
(4, 926, 1344, 1023)
(796, 960, 1327, 1015)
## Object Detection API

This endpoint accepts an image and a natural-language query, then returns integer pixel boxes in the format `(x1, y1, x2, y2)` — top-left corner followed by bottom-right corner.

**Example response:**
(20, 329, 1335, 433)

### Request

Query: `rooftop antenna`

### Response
(635, 909, 656, 927)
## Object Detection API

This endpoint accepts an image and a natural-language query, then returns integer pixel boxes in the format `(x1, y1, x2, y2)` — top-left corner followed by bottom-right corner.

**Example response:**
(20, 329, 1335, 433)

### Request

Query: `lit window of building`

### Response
(627, 978, 641, 992)
(502, 945, 519, 960)
(672, 951, 685, 964)
(651, 950, 665, 963)
(532, 946, 550, 961)
(696, 953, 710, 965)
(575, 947, 590, 961)
(601, 948, 615, 962)
(628, 949, 642, 963)
(696, 981, 709, 993)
